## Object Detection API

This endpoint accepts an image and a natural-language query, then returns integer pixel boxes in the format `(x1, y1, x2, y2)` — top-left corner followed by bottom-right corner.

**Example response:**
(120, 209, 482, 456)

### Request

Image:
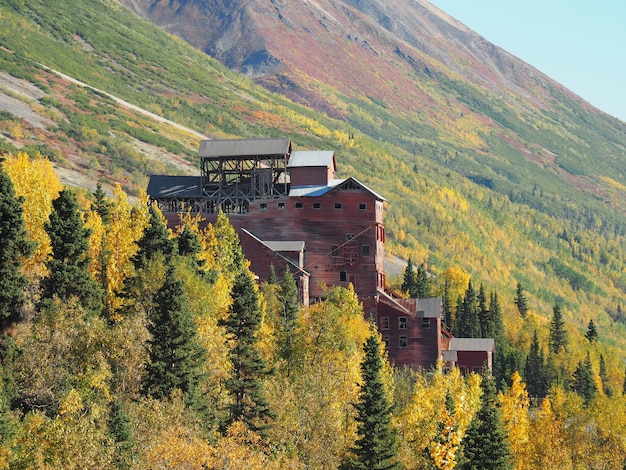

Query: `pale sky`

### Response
(427, 0, 626, 122)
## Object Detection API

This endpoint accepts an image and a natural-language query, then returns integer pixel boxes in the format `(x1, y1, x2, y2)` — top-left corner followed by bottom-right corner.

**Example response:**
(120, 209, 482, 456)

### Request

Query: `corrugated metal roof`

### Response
(198, 138, 291, 158)
(288, 179, 344, 197)
(288, 150, 335, 169)
(147, 175, 202, 198)
(240, 229, 309, 275)
(264, 241, 306, 252)
(448, 338, 495, 352)
(442, 350, 458, 362)
(415, 297, 442, 318)
(288, 177, 386, 201)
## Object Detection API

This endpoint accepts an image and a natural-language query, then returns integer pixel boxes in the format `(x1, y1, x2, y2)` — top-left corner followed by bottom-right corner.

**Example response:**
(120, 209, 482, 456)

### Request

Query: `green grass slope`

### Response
(1, 0, 626, 384)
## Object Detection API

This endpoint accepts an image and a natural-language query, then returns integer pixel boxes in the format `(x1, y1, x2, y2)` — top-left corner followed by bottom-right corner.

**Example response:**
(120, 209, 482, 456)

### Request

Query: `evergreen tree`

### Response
(346, 324, 400, 470)
(599, 354, 612, 396)
(487, 292, 505, 343)
(220, 269, 272, 435)
(460, 371, 512, 470)
(142, 265, 206, 410)
(414, 263, 432, 298)
(91, 181, 111, 224)
(267, 263, 277, 285)
(40, 189, 103, 314)
(0, 162, 33, 325)
(513, 282, 529, 318)
(278, 265, 299, 374)
(571, 353, 596, 405)
(457, 281, 481, 338)
(176, 225, 206, 272)
(107, 400, 134, 469)
(548, 303, 567, 354)
(401, 257, 417, 297)
(585, 319, 598, 343)
(442, 278, 453, 332)
(524, 331, 546, 398)
(133, 205, 176, 270)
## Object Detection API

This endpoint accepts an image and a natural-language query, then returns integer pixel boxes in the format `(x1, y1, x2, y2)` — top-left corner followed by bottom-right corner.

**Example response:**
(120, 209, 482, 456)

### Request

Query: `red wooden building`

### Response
(147, 137, 493, 370)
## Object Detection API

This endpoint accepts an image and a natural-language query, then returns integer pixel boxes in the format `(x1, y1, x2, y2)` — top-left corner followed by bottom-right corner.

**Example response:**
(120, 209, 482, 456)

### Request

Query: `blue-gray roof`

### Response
(147, 175, 202, 198)
(289, 177, 387, 200)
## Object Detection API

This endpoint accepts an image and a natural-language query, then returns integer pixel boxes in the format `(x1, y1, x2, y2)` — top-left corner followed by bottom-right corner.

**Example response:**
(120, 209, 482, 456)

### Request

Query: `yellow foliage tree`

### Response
(395, 365, 481, 469)
(265, 286, 370, 469)
(526, 395, 572, 469)
(498, 371, 531, 469)
(3, 152, 62, 280)
(86, 184, 150, 320)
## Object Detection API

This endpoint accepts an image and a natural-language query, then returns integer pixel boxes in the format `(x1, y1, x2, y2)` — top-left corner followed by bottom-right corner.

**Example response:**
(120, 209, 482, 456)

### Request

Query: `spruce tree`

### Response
(0, 162, 33, 324)
(267, 263, 277, 285)
(176, 225, 206, 272)
(442, 278, 453, 332)
(346, 324, 400, 470)
(221, 269, 272, 435)
(142, 264, 206, 410)
(460, 371, 512, 470)
(477, 284, 488, 336)
(599, 354, 612, 396)
(524, 331, 546, 398)
(548, 303, 567, 354)
(414, 263, 432, 298)
(132, 205, 176, 269)
(571, 353, 596, 405)
(457, 281, 480, 338)
(91, 181, 111, 224)
(107, 400, 134, 469)
(40, 189, 103, 314)
(585, 319, 598, 343)
(513, 282, 529, 318)
(278, 265, 299, 374)
(401, 257, 417, 297)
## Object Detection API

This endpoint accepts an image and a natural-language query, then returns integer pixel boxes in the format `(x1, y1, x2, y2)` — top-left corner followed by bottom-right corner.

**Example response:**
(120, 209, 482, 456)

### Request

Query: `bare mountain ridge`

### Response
(120, 0, 569, 118)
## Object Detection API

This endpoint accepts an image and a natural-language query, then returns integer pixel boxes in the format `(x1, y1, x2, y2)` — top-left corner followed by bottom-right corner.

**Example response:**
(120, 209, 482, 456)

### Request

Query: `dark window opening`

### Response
(340, 271, 348, 282)
(295, 202, 303, 209)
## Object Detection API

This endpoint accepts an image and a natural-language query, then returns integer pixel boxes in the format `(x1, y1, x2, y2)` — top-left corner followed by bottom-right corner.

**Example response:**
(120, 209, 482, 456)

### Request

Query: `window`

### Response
(277, 202, 285, 209)
(399, 336, 408, 348)
(383, 336, 389, 348)
(472, 367, 481, 373)
(260, 203, 267, 210)
(331, 245, 340, 257)
(334, 202, 342, 209)
(399, 317, 407, 329)
(422, 318, 431, 329)
(295, 202, 303, 209)
(359, 203, 367, 210)
(381, 317, 389, 330)
(376, 225, 385, 242)
(340, 271, 348, 282)
(313, 202, 321, 209)
(346, 233, 355, 241)
(361, 245, 370, 257)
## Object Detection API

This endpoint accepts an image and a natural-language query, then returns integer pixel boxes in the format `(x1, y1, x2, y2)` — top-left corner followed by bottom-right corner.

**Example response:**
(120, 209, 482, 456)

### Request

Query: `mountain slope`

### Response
(1, 0, 626, 377)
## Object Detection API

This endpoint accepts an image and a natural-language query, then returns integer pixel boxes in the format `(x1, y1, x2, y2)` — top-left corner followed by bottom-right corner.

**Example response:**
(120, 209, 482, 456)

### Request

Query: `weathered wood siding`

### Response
(200, 187, 384, 300)
(376, 301, 441, 369)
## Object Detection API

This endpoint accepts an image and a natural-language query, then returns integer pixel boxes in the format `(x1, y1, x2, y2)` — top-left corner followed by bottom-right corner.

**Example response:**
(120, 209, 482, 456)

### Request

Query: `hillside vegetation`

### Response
(1, 0, 626, 415)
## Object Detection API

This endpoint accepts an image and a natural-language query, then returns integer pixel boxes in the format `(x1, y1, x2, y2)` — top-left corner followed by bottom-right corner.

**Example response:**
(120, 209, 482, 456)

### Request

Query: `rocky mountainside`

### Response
(121, 0, 564, 117)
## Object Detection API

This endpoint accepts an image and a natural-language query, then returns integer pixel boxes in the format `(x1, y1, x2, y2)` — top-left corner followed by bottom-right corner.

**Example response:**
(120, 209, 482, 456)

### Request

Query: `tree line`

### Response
(0, 152, 624, 468)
